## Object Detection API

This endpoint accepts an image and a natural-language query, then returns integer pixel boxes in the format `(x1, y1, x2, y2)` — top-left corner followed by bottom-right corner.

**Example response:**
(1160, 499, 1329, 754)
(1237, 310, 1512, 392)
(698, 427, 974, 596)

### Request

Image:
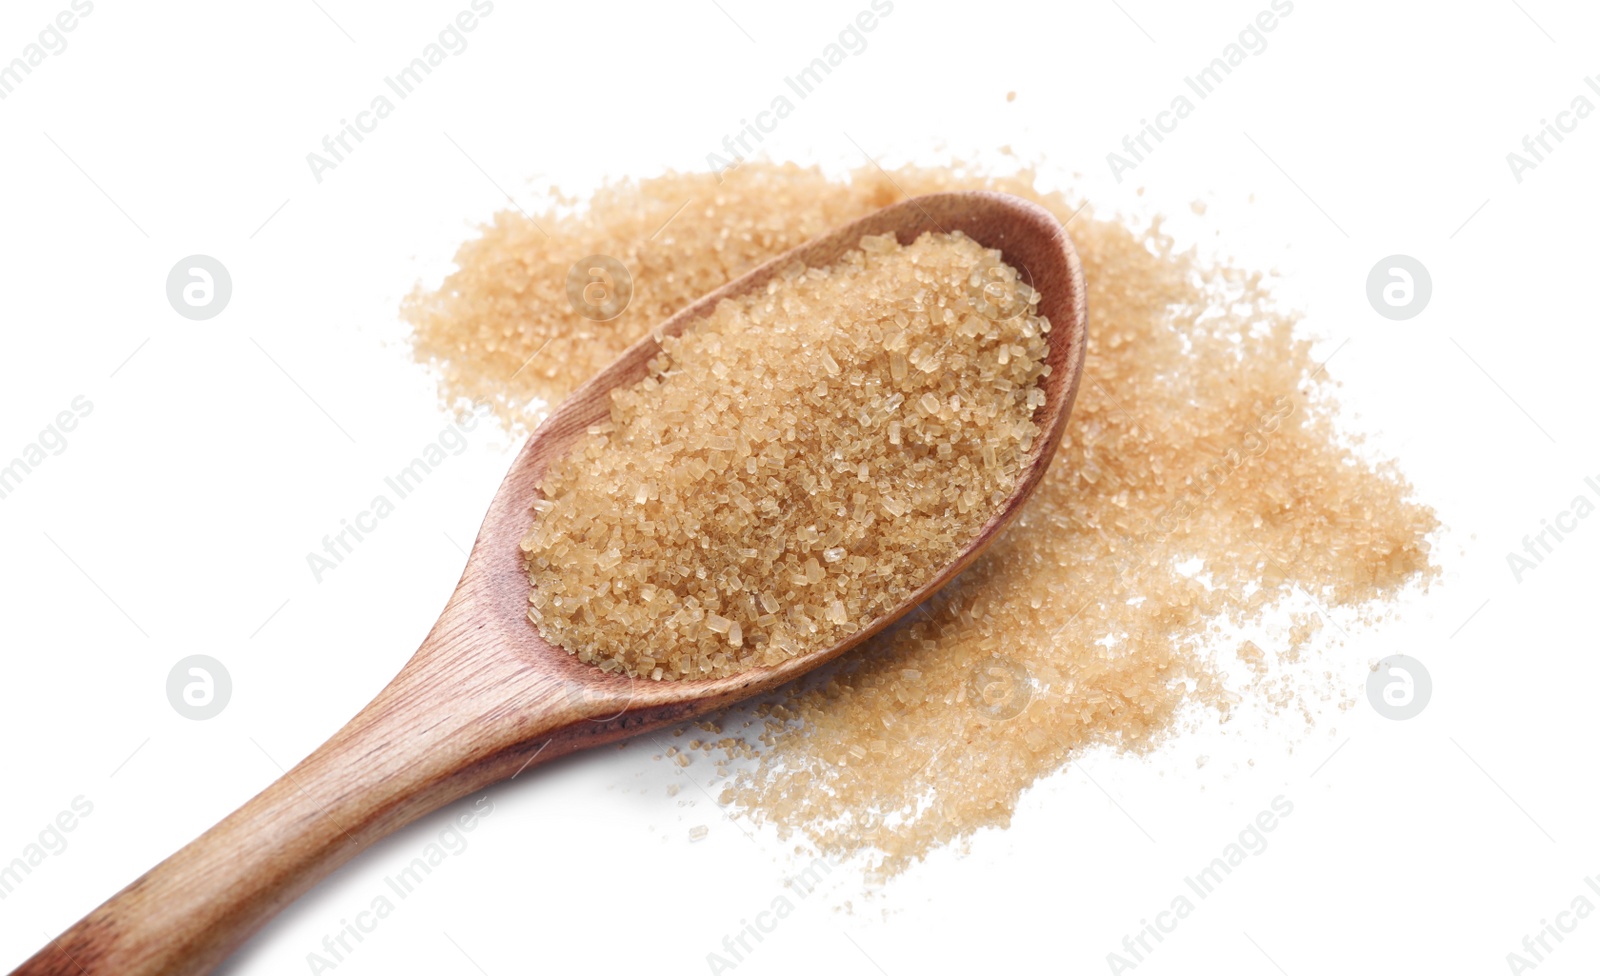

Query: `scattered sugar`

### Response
(405, 160, 1439, 879)
(519, 232, 1048, 681)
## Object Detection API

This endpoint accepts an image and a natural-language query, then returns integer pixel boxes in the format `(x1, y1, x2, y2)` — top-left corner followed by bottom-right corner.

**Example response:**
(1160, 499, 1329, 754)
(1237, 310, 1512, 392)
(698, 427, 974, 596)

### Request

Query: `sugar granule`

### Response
(520, 232, 1049, 680)
(405, 160, 1439, 878)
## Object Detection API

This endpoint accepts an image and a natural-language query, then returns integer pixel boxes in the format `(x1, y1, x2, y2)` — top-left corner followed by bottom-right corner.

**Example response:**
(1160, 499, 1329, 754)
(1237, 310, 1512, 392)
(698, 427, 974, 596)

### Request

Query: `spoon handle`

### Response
(11, 634, 577, 976)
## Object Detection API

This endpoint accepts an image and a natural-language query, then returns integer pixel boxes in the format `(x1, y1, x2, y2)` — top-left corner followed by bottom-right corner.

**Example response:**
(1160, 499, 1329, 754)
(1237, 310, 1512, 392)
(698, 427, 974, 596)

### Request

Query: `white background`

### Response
(1, 1, 1597, 974)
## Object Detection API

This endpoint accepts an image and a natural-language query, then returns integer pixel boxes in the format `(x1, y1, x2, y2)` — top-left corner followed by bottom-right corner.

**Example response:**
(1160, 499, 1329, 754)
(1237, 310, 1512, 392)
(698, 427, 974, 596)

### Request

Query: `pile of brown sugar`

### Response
(520, 231, 1050, 681)
(404, 160, 1439, 878)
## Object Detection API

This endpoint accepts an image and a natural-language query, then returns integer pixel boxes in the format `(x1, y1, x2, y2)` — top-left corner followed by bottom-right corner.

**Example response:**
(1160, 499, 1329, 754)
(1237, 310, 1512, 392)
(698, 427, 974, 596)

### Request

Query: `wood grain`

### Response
(10, 190, 1087, 976)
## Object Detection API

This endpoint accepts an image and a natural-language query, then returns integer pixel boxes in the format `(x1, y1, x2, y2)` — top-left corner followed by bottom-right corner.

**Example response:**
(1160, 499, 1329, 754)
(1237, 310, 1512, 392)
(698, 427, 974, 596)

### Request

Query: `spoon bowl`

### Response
(13, 190, 1086, 976)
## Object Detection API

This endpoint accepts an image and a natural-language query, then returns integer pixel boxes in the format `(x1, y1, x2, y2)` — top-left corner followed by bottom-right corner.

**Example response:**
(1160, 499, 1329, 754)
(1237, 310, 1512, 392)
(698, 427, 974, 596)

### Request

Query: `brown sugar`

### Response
(405, 160, 1439, 879)
(519, 232, 1050, 680)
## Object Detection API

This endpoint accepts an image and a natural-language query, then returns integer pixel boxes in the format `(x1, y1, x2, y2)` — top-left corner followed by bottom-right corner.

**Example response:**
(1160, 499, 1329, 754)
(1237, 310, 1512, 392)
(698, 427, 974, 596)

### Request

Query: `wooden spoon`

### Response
(11, 190, 1087, 976)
